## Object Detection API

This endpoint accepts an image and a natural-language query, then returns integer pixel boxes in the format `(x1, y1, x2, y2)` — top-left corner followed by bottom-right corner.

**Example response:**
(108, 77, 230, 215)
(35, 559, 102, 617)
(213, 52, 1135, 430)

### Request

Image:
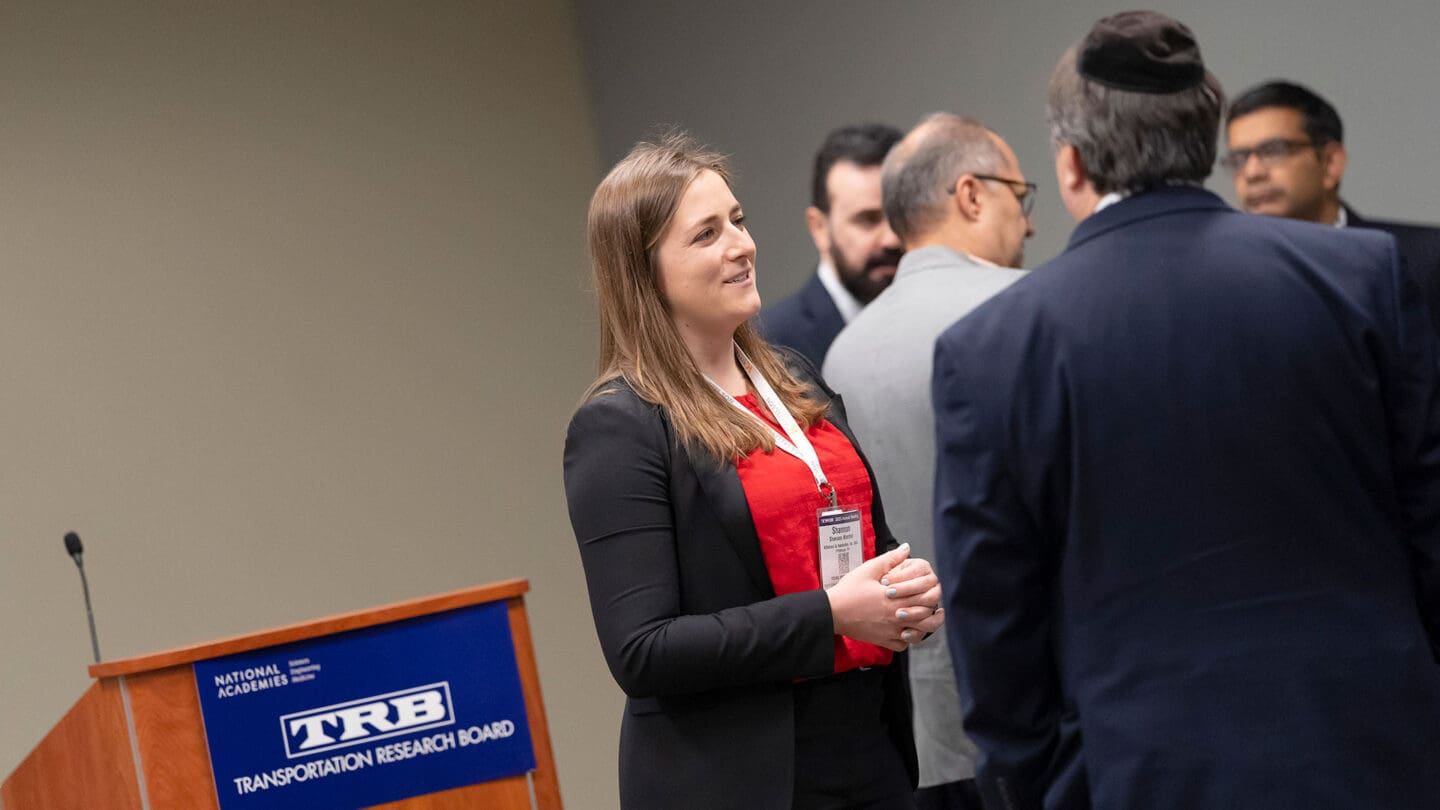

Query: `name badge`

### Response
(818, 507, 864, 588)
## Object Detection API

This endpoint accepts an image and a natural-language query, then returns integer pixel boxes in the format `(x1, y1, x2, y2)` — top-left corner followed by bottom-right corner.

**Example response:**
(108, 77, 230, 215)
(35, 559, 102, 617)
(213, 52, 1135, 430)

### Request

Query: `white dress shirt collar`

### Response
(816, 261, 864, 323)
(1093, 191, 1128, 214)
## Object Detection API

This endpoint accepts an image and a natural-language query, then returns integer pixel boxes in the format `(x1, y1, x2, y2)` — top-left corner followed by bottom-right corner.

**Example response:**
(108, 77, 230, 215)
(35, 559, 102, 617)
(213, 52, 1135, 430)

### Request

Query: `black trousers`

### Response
(791, 668, 914, 810)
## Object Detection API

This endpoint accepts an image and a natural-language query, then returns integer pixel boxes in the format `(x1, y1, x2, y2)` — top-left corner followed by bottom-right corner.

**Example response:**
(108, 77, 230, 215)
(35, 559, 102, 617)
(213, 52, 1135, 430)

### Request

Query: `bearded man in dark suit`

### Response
(757, 124, 904, 367)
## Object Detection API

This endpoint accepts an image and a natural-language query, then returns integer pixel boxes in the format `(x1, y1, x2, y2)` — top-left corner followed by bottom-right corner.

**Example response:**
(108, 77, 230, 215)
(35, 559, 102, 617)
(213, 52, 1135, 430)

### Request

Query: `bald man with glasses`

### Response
(823, 112, 1032, 810)
(1225, 80, 1440, 330)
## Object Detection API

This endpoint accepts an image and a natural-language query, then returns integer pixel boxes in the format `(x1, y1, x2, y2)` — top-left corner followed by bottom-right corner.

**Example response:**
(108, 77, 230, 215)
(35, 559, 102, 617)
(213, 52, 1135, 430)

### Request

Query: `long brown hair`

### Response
(584, 131, 827, 463)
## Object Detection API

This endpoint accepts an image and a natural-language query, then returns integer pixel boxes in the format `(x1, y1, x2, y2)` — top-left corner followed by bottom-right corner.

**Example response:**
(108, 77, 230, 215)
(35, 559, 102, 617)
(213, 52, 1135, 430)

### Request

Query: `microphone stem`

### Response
(76, 560, 101, 664)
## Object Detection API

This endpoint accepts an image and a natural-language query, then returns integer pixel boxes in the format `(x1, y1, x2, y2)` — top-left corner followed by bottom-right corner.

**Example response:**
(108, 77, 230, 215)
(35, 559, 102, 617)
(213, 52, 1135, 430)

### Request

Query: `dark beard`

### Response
(832, 245, 903, 304)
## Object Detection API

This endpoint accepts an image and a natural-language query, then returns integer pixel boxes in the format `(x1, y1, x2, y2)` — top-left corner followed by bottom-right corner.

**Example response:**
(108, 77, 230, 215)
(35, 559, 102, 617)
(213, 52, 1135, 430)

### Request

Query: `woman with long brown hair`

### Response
(564, 132, 944, 809)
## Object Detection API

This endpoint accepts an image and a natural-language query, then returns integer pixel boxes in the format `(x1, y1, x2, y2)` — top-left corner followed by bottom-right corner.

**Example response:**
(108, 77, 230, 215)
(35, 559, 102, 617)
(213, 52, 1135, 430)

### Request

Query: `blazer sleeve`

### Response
(932, 325, 1079, 810)
(563, 387, 836, 700)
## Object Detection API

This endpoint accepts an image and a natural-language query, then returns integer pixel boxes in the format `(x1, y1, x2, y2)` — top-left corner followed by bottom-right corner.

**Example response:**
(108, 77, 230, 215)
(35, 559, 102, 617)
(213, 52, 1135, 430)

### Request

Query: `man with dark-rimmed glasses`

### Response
(824, 112, 1033, 810)
(1226, 80, 1440, 329)
(948, 174, 1037, 218)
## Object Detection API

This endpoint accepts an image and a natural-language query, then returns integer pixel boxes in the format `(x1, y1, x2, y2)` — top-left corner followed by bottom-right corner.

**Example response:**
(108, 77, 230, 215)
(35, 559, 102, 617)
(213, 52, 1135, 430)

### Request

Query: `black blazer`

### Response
(564, 350, 917, 810)
(1345, 204, 1440, 333)
(756, 272, 847, 369)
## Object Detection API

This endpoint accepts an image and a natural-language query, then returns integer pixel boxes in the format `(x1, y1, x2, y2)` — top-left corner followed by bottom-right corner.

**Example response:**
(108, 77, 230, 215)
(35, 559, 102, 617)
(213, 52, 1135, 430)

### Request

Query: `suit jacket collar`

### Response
(1065, 186, 1231, 252)
(800, 270, 845, 324)
(895, 245, 991, 282)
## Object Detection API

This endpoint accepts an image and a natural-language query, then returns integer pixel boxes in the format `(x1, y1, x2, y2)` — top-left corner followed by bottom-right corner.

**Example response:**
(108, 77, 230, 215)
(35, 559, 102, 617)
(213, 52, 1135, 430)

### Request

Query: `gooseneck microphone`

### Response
(63, 532, 102, 664)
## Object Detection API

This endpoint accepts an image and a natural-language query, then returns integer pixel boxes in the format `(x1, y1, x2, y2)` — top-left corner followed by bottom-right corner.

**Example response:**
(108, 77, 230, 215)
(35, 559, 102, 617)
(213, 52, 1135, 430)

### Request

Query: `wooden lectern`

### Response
(1, 579, 562, 809)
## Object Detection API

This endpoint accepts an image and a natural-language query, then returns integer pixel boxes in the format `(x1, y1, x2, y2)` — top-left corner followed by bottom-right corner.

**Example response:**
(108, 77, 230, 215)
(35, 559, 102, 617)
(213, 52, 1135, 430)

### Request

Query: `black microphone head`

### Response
(64, 531, 84, 556)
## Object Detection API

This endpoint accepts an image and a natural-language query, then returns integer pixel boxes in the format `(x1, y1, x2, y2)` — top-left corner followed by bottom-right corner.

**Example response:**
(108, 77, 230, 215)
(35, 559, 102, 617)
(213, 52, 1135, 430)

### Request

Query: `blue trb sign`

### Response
(193, 600, 536, 809)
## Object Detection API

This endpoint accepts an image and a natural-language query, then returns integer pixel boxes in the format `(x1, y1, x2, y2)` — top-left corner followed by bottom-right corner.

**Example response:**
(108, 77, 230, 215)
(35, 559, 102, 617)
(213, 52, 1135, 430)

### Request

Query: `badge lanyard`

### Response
(706, 345, 835, 506)
(706, 344, 863, 587)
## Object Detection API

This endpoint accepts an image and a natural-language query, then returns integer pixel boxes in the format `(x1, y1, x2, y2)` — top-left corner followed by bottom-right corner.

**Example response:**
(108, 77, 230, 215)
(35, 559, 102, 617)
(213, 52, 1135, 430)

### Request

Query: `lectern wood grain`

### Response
(0, 681, 142, 809)
(507, 598, 563, 809)
(126, 666, 221, 809)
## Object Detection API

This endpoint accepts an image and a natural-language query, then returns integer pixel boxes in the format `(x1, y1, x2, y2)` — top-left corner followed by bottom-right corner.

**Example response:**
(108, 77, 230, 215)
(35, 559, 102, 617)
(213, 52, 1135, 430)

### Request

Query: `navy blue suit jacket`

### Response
(757, 271, 846, 369)
(1346, 204, 1440, 333)
(932, 187, 1440, 810)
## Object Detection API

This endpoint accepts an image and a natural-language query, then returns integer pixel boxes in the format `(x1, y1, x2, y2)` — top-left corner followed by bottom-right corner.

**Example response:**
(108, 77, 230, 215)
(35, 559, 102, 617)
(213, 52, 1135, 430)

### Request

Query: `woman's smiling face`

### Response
(653, 169, 760, 345)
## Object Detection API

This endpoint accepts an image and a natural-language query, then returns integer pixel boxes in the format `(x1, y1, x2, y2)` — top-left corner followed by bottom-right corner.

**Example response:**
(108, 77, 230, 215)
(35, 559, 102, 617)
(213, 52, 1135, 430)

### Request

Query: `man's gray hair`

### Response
(1046, 45, 1225, 194)
(882, 113, 1006, 243)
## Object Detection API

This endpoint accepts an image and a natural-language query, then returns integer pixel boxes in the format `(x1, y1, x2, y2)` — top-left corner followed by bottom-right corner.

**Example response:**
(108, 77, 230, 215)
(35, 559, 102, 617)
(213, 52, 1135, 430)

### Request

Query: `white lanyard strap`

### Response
(707, 345, 836, 507)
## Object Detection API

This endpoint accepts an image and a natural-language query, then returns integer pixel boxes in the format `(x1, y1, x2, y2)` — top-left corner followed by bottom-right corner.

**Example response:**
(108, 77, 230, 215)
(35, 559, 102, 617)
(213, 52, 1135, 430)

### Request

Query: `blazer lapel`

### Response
(687, 447, 777, 599)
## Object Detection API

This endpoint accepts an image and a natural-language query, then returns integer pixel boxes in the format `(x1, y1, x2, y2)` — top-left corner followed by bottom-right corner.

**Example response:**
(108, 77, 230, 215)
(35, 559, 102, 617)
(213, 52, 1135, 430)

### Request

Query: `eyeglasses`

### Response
(969, 174, 1038, 216)
(1219, 138, 1317, 173)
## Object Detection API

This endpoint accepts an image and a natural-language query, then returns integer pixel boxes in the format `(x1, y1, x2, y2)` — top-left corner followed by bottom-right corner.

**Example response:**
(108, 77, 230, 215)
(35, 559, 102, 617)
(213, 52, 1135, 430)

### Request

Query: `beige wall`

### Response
(0, 2, 618, 807)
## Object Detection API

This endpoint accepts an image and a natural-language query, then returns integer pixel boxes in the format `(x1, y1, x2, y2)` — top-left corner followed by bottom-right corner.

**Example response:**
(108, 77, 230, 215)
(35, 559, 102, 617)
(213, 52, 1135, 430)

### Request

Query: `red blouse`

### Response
(732, 393, 894, 673)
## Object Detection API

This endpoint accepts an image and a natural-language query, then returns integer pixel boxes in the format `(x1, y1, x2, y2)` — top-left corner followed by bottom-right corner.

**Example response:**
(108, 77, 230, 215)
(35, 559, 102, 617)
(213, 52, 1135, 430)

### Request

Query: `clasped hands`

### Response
(826, 542, 944, 652)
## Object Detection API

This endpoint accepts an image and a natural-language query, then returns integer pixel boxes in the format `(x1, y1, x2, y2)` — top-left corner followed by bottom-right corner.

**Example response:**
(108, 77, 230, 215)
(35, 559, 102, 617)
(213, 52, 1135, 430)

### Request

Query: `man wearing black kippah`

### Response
(931, 11, 1440, 810)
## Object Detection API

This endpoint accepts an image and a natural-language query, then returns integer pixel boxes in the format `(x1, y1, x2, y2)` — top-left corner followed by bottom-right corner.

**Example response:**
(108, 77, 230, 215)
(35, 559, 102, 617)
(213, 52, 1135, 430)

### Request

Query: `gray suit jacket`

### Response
(823, 245, 1025, 787)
